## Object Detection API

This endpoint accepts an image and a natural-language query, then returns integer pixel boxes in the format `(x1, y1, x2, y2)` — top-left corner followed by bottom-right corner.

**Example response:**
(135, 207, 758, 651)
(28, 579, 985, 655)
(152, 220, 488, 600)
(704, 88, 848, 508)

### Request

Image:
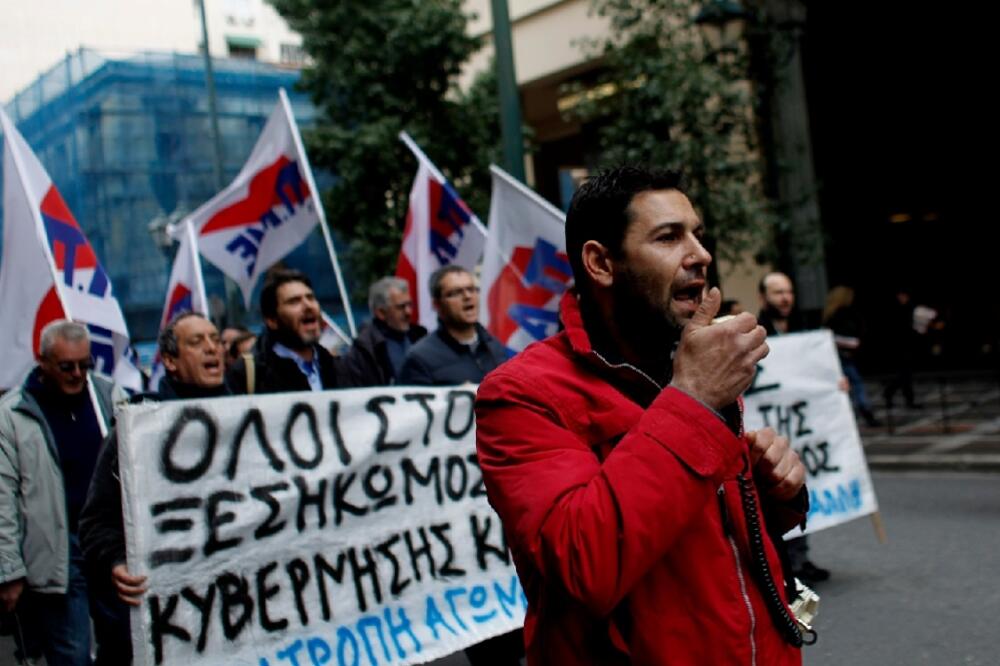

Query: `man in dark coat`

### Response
(79, 312, 230, 664)
(399, 266, 507, 386)
(227, 268, 349, 394)
(343, 276, 426, 386)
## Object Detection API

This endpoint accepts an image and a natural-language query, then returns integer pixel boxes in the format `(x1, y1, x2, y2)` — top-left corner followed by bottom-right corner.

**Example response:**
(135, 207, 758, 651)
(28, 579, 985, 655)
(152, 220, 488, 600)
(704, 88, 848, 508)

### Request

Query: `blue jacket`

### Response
(398, 323, 507, 386)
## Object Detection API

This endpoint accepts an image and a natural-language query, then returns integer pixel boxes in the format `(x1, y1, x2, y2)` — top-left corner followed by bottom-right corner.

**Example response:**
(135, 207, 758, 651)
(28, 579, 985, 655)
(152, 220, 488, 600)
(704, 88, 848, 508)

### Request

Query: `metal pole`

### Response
(490, 0, 526, 183)
(279, 89, 357, 337)
(198, 0, 224, 191)
(197, 0, 244, 325)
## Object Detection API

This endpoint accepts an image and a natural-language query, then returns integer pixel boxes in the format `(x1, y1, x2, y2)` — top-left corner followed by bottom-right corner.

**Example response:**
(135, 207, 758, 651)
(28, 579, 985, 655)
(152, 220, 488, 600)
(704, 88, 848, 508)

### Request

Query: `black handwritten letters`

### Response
(146, 512, 510, 663)
(125, 388, 518, 664)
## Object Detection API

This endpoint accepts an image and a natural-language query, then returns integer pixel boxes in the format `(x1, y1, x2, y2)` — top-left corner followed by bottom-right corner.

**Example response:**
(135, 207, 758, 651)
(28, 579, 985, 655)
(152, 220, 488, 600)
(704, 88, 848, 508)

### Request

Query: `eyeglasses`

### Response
(442, 286, 480, 300)
(54, 359, 95, 373)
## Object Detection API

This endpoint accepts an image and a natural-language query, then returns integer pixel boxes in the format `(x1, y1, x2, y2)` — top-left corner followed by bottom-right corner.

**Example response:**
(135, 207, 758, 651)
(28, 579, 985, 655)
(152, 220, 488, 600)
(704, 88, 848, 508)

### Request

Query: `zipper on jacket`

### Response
(719, 485, 757, 666)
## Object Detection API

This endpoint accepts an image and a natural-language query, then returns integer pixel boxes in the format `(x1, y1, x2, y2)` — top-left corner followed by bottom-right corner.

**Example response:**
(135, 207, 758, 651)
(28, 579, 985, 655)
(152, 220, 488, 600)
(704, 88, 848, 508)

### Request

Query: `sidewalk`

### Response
(857, 371, 1000, 471)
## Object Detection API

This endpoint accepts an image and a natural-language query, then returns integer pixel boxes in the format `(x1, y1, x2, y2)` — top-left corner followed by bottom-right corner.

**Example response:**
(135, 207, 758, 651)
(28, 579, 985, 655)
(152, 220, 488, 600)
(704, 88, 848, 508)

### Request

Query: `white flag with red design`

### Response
(0, 107, 143, 391)
(148, 221, 209, 390)
(395, 132, 486, 330)
(479, 165, 573, 356)
(174, 92, 319, 305)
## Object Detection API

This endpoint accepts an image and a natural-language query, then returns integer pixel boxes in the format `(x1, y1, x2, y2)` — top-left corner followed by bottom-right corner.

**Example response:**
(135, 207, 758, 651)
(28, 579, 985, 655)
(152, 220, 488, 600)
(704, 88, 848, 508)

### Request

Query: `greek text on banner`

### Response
(118, 386, 525, 666)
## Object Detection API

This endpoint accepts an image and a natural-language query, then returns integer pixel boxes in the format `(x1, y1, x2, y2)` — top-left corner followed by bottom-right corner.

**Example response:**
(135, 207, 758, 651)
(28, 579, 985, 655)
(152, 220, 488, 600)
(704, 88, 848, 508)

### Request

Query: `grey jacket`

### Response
(0, 371, 116, 593)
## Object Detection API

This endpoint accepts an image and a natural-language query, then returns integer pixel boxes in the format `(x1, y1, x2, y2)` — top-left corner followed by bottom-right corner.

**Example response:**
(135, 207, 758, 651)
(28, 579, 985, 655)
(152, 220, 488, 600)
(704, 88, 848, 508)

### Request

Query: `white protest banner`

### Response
(118, 387, 525, 666)
(742, 330, 879, 535)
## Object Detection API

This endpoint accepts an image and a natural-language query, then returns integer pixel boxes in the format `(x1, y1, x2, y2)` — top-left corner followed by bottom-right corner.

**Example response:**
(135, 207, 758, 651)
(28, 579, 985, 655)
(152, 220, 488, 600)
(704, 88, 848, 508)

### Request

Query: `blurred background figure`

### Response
(823, 286, 880, 427)
(883, 289, 923, 409)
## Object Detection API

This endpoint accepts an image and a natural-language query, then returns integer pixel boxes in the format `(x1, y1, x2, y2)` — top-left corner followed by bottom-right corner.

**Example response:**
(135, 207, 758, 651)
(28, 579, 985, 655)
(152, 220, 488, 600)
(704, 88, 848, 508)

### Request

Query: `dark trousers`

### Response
(13, 535, 132, 666)
(14, 537, 92, 665)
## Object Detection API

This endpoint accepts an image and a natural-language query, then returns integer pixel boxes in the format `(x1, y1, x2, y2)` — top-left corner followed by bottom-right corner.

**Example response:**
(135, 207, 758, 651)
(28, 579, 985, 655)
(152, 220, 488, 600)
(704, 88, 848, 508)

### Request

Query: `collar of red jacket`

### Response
(560, 290, 594, 356)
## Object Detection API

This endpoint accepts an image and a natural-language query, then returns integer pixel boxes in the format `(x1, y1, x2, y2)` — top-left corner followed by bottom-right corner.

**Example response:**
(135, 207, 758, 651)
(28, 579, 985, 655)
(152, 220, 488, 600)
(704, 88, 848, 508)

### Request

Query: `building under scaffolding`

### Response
(1, 48, 354, 342)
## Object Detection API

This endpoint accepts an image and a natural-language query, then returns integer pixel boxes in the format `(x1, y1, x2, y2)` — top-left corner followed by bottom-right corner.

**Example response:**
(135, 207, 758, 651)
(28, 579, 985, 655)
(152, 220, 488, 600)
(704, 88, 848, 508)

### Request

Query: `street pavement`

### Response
(859, 371, 1000, 471)
(804, 471, 1000, 665)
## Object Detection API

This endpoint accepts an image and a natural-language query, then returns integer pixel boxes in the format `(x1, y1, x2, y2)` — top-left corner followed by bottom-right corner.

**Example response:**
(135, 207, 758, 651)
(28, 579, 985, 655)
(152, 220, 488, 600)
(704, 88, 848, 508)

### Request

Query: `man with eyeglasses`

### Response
(399, 265, 507, 386)
(399, 266, 520, 663)
(343, 276, 427, 386)
(79, 311, 230, 664)
(0, 320, 122, 665)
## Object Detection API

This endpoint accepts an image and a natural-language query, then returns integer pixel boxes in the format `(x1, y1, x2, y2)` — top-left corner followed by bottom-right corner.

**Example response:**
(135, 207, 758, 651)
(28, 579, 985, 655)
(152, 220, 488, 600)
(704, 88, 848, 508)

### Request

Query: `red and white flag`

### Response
(0, 107, 143, 391)
(174, 91, 321, 306)
(479, 165, 573, 356)
(396, 132, 486, 330)
(148, 220, 209, 390)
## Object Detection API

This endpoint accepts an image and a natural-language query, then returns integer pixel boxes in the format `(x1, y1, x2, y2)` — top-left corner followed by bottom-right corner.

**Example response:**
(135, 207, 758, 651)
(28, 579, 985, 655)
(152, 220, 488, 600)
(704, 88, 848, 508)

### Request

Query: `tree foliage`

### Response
(267, 0, 501, 293)
(569, 0, 778, 262)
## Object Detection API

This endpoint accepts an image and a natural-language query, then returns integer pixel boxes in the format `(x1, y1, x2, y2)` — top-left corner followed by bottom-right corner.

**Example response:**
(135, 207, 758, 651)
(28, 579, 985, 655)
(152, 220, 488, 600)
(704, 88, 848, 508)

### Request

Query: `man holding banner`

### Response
(79, 312, 229, 664)
(476, 166, 809, 664)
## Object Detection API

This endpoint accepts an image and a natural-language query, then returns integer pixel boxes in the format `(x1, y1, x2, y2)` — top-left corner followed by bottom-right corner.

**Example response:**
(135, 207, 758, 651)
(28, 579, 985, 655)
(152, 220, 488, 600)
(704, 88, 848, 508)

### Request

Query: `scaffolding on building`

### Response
(1, 48, 354, 341)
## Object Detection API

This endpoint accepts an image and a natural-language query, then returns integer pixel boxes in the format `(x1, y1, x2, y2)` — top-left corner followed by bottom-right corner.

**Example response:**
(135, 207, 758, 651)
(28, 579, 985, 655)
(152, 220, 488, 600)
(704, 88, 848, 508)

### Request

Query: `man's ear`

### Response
(264, 316, 278, 332)
(162, 354, 179, 374)
(581, 240, 615, 289)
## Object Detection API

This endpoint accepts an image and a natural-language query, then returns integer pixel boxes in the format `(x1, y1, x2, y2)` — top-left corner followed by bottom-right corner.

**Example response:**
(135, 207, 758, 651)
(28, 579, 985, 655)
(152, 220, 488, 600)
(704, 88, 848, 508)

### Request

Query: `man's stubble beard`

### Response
(611, 266, 684, 381)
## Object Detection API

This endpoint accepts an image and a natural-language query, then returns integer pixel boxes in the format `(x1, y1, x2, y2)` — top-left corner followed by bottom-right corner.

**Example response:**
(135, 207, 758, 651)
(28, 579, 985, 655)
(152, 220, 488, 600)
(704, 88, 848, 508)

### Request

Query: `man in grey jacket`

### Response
(0, 320, 119, 665)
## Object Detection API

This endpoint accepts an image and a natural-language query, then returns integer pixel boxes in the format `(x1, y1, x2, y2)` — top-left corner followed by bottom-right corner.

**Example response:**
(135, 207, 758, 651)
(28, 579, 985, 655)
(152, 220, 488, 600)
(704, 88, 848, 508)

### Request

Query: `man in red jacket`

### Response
(476, 166, 809, 665)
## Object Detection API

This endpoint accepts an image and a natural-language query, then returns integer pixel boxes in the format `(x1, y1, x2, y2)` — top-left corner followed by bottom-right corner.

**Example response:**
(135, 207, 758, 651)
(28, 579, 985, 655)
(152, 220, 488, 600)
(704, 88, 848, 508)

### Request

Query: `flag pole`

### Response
(0, 109, 108, 437)
(278, 88, 356, 338)
(184, 220, 210, 314)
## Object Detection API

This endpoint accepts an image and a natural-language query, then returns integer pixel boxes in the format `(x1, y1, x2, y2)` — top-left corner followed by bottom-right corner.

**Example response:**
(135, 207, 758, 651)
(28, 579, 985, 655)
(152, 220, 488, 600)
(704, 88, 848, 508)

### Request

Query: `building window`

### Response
(228, 44, 257, 59)
(226, 36, 261, 60)
(280, 43, 306, 66)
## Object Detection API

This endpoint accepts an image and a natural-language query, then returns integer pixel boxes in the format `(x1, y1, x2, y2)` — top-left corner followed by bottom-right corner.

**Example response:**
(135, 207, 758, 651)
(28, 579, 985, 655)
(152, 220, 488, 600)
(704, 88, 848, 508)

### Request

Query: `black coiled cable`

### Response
(736, 473, 805, 648)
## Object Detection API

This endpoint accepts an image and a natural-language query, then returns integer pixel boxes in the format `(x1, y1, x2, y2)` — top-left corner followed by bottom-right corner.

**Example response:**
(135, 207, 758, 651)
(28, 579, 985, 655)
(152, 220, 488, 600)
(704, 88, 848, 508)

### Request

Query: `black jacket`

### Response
(227, 329, 349, 394)
(78, 378, 230, 583)
(343, 319, 427, 387)
(398, 323, 507, 386)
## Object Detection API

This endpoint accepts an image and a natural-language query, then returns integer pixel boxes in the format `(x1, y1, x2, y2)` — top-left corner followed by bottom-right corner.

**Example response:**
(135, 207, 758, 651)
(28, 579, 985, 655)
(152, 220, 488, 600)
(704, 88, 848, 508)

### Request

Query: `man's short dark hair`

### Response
(261, 269, 314, 320)
(565, 165, 684, 297)
(428, 265, 472, 300)
(158, 311, 208, 359)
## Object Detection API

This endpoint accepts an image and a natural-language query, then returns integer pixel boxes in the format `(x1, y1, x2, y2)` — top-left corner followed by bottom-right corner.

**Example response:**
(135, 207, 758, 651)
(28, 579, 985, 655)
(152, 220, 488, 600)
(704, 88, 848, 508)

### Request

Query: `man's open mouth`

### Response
(673, 283, 705, 303)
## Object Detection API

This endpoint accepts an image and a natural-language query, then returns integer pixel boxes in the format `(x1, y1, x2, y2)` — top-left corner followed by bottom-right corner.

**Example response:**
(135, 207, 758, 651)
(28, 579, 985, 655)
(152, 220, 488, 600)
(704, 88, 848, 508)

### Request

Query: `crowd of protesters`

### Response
(3, 165, 928, 665)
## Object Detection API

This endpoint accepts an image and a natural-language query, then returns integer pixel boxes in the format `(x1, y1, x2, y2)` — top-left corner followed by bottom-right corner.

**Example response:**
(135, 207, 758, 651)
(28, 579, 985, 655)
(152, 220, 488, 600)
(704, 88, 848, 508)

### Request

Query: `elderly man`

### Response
(344, 276, 427, 386)
(0, 320, 120, 665)
(79, 311, 230, 664)
(475, 166, 809, 664)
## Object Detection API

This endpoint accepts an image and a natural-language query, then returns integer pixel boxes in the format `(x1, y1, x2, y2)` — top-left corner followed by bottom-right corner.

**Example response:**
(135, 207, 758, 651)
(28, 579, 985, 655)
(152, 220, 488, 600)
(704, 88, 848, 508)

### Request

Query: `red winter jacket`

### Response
(475, 293, 805, 665)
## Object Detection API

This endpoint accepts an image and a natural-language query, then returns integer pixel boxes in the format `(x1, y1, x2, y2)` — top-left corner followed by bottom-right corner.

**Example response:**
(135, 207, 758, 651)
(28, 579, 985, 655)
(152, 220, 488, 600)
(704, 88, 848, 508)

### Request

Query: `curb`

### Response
(867, 454, 1000, 472)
